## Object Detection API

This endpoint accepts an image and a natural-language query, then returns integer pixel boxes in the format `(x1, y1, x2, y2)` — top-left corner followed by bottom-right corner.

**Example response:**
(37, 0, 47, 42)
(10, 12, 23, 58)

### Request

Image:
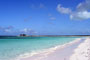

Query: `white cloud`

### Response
(0, 26, 37, 34)
(77, 0, 90, 11)
(57, 4, 72, 14)
(48, 13, 56, 20)
(0, 26, 14, 33)
(70, 11, 90, 20)
(20, 28, 32, 33)
(57, 0, 90, 20)
(20, 28, 37, 34)
(50, 17, 56, 20)
(4, 29, 12, 33)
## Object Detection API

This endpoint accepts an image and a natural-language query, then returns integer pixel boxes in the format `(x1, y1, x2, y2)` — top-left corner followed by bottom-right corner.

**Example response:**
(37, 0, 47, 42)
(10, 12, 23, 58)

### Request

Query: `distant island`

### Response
(18, 34, 90, 37)
(0, 34, 90, 37)
(20, 34, 28, 37)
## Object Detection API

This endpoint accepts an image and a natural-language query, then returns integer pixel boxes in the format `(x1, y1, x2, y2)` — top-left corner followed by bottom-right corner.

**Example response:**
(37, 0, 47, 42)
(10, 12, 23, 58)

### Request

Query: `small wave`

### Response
(16, 38, 82, 60)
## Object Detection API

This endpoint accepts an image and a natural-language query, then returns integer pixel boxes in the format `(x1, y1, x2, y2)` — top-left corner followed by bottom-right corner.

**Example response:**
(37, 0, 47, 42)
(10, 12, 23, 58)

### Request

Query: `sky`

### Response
(0, 0, 90, 35)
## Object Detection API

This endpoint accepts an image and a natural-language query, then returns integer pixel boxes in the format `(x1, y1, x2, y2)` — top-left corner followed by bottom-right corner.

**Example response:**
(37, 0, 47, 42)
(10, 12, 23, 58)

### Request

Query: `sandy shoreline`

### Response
(20, 38, 90, 60)
(70, 38, 90, 60)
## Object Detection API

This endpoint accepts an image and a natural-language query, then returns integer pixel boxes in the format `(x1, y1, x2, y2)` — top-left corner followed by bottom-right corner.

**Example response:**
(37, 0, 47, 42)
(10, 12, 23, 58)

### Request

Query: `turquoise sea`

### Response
(0, 36, 81, 60)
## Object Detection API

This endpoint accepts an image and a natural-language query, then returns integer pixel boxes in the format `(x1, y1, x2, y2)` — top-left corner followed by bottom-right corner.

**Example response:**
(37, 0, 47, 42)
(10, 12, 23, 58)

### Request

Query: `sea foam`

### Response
(16, 38, 82, 60)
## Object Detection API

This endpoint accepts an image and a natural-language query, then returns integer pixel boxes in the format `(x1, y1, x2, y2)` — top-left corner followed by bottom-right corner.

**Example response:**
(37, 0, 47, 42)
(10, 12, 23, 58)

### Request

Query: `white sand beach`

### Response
(70, 38, 90, 60)
(20, 38, 90, 60)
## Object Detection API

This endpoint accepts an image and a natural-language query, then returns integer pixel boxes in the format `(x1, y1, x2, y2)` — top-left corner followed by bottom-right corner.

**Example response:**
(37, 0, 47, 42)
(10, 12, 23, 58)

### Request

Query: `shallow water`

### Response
(0, 36, 81, 60)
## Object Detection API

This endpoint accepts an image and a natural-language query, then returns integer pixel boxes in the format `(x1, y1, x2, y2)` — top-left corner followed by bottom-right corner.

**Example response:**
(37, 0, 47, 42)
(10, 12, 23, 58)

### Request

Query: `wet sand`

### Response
(20, 38, 90, 60)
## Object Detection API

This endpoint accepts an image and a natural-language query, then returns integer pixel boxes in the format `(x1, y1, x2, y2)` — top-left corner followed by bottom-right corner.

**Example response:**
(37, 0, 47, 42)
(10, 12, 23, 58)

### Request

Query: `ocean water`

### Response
(0, 36, 81, 60)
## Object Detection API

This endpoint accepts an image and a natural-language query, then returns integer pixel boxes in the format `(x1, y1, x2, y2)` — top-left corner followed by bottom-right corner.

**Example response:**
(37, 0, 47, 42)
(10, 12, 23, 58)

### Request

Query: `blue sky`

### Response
(0, 0, 90, 35)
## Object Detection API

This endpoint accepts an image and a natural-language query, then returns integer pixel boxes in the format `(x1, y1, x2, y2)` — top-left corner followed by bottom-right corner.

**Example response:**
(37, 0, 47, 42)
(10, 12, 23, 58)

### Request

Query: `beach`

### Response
(70, 38, 90, 60)
(0, 37, 89, 60)
(0, 36, 79, 60)
(20, 37, 90, 60)
(1, 0, 90, 60)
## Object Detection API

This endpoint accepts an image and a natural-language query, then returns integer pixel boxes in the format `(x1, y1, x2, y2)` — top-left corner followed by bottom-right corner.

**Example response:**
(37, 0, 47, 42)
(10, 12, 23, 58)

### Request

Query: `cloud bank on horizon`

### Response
(0, 26, 37, 35)
(57, 0, 90, 20)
